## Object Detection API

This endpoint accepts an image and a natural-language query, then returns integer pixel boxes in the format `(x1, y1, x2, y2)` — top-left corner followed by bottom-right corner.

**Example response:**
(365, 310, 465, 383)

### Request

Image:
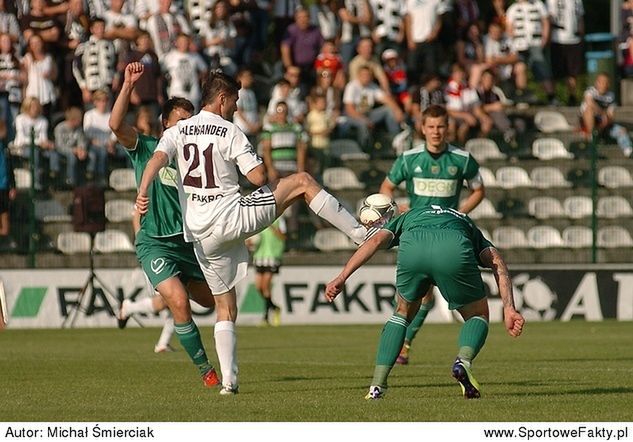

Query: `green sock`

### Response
(372, 314, 409, 387)
(174, 320, 213, 376)
(457, 316, 489, 364)
(405, 296, 435, 342)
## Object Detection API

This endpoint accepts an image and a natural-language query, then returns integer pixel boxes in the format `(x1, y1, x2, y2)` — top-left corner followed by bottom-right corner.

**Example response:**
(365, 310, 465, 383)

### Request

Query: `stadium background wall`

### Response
(2, 265, 632, 328)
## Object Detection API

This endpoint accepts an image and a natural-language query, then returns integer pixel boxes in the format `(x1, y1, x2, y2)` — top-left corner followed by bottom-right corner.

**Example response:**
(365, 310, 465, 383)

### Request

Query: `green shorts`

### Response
(135, 230, 205, 289)
(395, 229, 486, 310)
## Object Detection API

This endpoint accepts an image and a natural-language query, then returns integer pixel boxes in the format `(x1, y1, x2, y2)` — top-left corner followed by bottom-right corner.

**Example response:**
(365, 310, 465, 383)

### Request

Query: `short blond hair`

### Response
(91, 89, 109, 102)
(20, 96, 41, 114)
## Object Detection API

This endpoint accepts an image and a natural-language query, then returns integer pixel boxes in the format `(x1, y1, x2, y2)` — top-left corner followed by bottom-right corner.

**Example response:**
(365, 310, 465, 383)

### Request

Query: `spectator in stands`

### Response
(59, 0, 89, 110)
(54, 106, 91, 188)
(341, 65, 404, 150)
(381, 49, 409, 109)
(21, 0, 62, 44)
(233, 68, 262, 145)
(260, 100, 308, 235)
(184, 0, 215, 37)
(104, 0, 139, 53)
(120, 30, 163, 120)
(477, 69, 515, 144)
(314, 40, 345, 89)
(409, 73, 444, 130)
(146, 0, 191, 60)
(486, 0, 508, 28)
(484, 21, 528, 100)
(83, 89, 117, 186)
(0, 33, 22, 143)
(228, 0, 258, 68)
(311, 68, 342, 123)
(622, 29, 633, 78)
(506, 0, 557, 105)
(309, 0, 340, 42)
(267, 66, 307, 124)
(547, 0, 584, 106)
(369, 0, 405, 56)
(202, 0, 237, 75)
(22, 34, 57, 120)
(162, 33, 208, 111)
(272, 0, 301, 48)
(64, 0, 90, 51)
(621, 0, 633, 43)
(73, 18, 118, 105)
(281, 6, 323, 90)
(404, 0, 442, 79)
(349, 37, 390, 94)
(13, 97, 55, 190)
(0, 119, 16, 251)
(454, 0, 480, 38)
(338, 0, 373, 66)
(305, 91, 335, 168)
(0, 0, 20, 44)
(581, 73, 633, 158)
(456, 21, 488, 88)
(445, 63, 492, 143)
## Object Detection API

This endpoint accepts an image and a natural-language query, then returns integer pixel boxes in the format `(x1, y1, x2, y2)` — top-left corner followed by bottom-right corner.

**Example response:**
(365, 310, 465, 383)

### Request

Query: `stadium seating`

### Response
(57, 232, 91, 255)
(596, 196, 633, 218)
(109, 169, 137, 192)
(597, 166, 633, 188)
(532, 138, 574, 160)
(534, 110, 573, 133)
(597, 226, 633, 248)
(329, 139, 370, 160)
(562, 226, 593, 248)
(530, 166, 573, 188)
(478, 167, 498, 187)
(468, 198, 502, 219)
(323, 167, 364, 190)
(492, 226, 529, 248)
(105, 199, 135, 223)
(313, 228, 356, 251)
(14, 168, 32, 189)
(527, 226, 564, 248)
(495, 166, 533, 189)
(563, 196, 593, 219)
(464, 138, 506, 162)
(34, 199, 71, 222)
(528, 196, 565, 219)
(93, 229, 135, 253)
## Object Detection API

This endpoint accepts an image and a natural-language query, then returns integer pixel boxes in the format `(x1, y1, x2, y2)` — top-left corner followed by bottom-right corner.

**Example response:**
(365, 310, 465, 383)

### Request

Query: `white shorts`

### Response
(192, 186, 277, 294)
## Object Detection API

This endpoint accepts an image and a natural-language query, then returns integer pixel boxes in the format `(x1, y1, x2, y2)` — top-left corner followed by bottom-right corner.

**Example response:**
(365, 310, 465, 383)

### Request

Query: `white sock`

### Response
(156, 317, 174, 349)
(214, 321, 238, 386)
(309, 189, 365, 243)
(124, 297, 154, 315)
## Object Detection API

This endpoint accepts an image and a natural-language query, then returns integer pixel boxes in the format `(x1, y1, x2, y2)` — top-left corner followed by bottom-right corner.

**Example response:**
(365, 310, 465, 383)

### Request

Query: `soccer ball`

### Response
(358, 193, 397, 227)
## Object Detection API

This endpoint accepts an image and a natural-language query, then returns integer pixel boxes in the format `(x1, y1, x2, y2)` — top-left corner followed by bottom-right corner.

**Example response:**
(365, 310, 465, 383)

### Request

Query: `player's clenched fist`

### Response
(124, 62, 144, 85)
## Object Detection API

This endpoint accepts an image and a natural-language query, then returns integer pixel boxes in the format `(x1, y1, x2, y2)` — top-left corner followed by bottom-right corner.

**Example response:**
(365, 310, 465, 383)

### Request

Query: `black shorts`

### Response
(551, 42, 584, 79)
(0, 190, 9, 214)
(255, 265, 280, 274)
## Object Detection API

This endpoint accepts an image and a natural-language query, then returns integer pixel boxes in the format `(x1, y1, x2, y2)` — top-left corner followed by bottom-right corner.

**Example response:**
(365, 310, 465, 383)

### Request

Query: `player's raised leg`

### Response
(268, 172, 367, 245)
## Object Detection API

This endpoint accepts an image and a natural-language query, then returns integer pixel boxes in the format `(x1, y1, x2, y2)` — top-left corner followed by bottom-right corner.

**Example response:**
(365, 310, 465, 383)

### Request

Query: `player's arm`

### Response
(136, 151, 169, 214)
(109, 63, 145, 149)
(245, 164, 267, 187)
(325, 230, 392, 302)
(479, 247, 524, 337)
(459, 184, 485, 214)
(379, 177, 396, 197)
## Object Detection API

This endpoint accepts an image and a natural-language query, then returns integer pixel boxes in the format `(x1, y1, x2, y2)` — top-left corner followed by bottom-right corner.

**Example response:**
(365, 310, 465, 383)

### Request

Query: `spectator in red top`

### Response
(314, 40, 345, 89)
(381, 49, 409, 109)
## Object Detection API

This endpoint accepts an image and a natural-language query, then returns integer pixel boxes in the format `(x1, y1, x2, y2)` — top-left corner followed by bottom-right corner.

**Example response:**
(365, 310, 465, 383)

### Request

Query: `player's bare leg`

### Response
(267, 172, 367, 244)
(452, 298, 490, 399)
(213, 288, 239, 395)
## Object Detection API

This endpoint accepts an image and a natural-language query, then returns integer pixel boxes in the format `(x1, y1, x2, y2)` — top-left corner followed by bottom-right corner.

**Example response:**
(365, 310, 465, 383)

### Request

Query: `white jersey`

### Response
(547, 0, 584, 45)
(157, 110, 263, 242)
(506, 0, 548, 51)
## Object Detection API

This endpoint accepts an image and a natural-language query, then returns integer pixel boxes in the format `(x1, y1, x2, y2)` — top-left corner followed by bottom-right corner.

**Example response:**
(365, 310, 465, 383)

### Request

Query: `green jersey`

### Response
(386, 143, 482, 209)
(253, 218, 286, 267)
(260, 122, 308, 173)
(126, 134, 183, 238)
(384, 205, 493, 265)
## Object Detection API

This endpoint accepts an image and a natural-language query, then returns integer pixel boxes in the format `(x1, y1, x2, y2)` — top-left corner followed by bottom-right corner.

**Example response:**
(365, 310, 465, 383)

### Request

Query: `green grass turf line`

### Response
(0, 321, 632, 422)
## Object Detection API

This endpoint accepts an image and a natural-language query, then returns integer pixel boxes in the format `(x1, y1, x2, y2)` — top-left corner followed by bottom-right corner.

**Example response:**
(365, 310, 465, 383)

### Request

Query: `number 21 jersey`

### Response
(157, 110, 263, 242)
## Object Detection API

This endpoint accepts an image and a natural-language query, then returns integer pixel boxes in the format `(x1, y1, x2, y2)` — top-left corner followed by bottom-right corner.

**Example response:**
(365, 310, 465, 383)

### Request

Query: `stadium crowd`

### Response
(0, 0, 629, 251)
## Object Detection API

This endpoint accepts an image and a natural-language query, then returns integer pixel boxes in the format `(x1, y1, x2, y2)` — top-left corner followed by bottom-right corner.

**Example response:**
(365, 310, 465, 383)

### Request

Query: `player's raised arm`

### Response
(109, 62, 145, 149)
(325, 230, 392, 302)
(136, 150, 169, 214)
(479, 247, 524, 337)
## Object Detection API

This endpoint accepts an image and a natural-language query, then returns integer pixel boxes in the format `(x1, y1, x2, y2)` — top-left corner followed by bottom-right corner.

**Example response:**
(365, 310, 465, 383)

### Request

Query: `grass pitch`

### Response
(1, 321, 632, 422)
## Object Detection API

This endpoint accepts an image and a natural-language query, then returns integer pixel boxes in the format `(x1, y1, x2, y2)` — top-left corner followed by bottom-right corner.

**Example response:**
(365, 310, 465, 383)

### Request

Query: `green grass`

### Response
(1, 321, 632, 422)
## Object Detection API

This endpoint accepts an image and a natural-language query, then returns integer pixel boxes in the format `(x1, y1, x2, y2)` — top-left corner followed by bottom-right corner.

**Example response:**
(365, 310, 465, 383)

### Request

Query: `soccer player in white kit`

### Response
(136, 71, 367, 395)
